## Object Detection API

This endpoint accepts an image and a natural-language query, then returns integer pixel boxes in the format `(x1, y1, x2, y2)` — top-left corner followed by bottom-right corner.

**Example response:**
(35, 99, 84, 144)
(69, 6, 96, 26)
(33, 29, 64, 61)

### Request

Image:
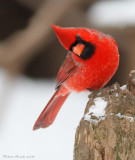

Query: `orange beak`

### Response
(72, 43, 85, 56)
(52, 24, 77, 51)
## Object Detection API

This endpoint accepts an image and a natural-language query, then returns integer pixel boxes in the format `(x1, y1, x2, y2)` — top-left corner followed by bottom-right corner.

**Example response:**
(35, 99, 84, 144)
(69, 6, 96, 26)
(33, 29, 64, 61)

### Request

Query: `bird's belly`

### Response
(64, 63, 117, 92)
(65, 70, 96, 92)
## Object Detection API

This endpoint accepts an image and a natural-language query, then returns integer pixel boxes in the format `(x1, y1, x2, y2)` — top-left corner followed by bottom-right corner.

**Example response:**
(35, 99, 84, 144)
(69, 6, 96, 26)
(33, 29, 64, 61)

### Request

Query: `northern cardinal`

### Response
(33, 24, 119, 130)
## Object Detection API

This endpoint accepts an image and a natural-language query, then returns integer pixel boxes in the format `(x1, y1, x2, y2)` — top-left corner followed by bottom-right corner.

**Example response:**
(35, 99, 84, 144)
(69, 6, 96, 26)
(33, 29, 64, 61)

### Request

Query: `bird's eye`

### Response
(70, 35, 95, 60)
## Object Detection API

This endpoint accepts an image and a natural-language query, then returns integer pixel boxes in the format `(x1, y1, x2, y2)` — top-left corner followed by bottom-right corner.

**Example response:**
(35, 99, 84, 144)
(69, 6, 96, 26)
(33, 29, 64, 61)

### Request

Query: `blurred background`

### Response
(0, 0, 135, 159)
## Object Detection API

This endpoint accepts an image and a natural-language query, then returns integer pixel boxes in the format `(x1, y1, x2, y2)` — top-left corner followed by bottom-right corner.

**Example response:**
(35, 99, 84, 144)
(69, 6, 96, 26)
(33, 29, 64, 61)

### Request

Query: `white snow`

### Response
(116, 113, 134, 122)
(114, 84, 117, 90)
(84, 97, 107, 125)
(116, 93, 119, 97)
(120, 85, 127, 91)
(110, 113, 135, 122)
(87, 0, 135, 27)
(0, 69, 89, 160)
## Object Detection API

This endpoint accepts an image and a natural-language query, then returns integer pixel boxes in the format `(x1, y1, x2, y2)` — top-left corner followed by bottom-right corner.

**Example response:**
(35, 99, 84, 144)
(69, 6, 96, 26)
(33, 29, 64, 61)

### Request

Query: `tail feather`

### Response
(33, 90, 70, 130)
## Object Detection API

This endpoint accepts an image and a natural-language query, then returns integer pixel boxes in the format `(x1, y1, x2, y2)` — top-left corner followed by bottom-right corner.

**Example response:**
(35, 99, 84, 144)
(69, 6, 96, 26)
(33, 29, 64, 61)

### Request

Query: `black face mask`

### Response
(70, 35, 95, 60)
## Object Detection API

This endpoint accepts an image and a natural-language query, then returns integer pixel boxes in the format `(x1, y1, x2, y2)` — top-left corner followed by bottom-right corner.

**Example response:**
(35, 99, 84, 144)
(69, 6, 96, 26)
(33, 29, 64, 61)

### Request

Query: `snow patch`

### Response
(116, 93, 118, 97)
(116, 113, 135, 122)
(110, 113, 135, 122)
(114, 84, 117, 90)
(84, 97, 107, 125)
(120, 85, 127, 91)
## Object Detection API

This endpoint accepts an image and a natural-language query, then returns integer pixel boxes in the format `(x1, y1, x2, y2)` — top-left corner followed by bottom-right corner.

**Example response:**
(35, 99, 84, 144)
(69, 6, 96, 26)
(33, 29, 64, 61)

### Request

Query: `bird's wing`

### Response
(55, 52, 77, 89)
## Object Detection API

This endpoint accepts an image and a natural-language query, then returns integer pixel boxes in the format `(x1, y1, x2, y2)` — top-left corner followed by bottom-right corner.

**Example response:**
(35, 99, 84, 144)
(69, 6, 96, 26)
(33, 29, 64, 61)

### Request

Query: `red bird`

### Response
(33, 24, 119, 130)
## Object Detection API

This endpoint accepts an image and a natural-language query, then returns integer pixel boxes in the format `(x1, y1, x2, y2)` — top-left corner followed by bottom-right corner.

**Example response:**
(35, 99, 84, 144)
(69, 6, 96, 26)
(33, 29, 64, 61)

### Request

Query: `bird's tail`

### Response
(33, 90, 70, 130)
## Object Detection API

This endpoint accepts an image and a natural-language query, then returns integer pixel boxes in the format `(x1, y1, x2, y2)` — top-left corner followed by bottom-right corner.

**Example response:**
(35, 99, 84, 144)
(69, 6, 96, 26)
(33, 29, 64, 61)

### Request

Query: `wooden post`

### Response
(74, 70, 135, 160)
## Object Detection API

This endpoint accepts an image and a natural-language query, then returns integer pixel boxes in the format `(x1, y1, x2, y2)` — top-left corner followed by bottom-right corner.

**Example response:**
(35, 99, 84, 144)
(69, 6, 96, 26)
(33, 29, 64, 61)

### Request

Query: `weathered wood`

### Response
(127, 70, 135, 96)
(74, 70, 135, 160)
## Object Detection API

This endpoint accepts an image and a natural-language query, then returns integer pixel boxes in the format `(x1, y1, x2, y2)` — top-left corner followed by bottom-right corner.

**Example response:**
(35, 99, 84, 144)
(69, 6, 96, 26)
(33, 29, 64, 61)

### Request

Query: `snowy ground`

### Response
(0, 69, 89, 160)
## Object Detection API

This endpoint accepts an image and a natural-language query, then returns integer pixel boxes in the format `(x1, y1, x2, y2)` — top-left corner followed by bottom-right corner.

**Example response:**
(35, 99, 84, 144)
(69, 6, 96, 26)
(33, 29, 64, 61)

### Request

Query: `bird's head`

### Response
(52, 24, 118, 61)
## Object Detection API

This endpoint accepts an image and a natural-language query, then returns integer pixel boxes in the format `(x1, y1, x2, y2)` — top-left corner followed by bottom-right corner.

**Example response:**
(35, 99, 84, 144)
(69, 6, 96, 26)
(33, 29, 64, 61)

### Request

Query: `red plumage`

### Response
(33, 24, 119, 130)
